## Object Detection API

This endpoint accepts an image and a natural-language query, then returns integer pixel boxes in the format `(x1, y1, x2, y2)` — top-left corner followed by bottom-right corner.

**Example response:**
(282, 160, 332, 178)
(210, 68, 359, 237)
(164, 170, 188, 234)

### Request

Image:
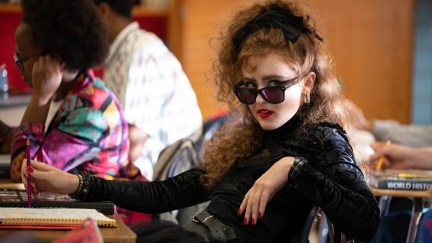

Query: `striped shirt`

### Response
(103, 22, 202, 179)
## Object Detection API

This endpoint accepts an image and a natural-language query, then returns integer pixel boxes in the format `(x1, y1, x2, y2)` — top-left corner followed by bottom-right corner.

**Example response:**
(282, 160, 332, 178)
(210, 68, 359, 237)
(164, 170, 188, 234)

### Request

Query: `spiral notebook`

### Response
(0, 208, 117, 229)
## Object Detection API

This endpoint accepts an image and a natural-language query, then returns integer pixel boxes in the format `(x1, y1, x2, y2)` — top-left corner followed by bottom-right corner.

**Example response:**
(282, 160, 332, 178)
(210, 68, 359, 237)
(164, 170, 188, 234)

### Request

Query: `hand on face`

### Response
(31, 55, 64, 105)
(238, 156, 295, 225)
(21, 159, 78, 195)
(370, 142, 413, 169)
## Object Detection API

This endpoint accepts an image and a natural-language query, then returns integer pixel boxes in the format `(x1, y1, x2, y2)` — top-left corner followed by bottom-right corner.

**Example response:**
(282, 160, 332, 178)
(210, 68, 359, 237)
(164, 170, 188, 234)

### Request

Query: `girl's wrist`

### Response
(288, 157, 308, 184)
(68, 174, 83, 197)
(68, 172, 91, 200)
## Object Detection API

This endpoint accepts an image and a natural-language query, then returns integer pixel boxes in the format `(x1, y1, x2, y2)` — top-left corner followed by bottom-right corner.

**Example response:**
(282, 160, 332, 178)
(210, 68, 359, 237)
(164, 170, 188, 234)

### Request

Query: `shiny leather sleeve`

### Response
(83, 168, 211, 213)
(291, 124, 380, 241)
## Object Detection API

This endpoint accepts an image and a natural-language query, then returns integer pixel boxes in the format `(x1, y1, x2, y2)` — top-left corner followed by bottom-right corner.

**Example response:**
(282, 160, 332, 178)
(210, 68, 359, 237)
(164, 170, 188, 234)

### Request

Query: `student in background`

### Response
(92, 0, 202, 181)
(7, 0, 148, 225)
(349, 100, 432, 147)
(9, 0, 138, 181)
(22, 0, 379, 242)
(369, 143, 432, 243)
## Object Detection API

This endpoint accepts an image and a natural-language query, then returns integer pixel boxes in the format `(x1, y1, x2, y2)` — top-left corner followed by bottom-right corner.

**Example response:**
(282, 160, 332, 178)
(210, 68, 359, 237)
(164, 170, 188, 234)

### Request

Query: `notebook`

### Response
(0, 154, 10, 178)
(0, 189, 115, 215)
(0, 207, 116, 229)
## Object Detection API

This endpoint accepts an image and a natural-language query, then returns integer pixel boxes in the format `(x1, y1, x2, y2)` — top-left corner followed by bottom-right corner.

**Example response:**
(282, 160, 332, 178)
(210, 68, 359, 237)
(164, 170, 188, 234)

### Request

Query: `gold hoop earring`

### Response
(304, 93, 310, 104)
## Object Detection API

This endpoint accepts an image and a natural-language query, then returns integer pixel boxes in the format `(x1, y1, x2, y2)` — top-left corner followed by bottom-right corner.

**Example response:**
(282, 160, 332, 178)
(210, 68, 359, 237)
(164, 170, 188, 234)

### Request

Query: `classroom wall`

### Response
(0, 1, 418, 124)
(412, 0, 432, 124)
(176, 0, 415, 122)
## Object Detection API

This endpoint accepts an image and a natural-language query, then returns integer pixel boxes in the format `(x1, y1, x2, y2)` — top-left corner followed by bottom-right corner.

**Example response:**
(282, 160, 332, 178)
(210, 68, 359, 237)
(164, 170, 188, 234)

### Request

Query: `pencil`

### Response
(26, 138, 32, 208)
(375, 140, 391, 170)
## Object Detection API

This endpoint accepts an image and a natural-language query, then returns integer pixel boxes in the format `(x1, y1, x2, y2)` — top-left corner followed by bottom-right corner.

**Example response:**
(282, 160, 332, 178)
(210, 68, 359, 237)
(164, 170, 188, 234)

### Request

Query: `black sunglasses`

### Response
(233, 76, 299, 105)
(13, 49, 42, 70)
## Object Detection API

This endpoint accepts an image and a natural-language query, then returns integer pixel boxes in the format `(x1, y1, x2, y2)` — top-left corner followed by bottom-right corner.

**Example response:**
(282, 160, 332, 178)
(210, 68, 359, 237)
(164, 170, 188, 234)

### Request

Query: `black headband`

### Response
(232, 4, 323, 57)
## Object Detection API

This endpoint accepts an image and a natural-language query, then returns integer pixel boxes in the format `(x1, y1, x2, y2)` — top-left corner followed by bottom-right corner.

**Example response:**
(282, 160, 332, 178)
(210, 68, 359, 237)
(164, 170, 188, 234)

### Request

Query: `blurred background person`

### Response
(349, 100, 432, 147)
(6, 0, 147, 226)
(92, 0, 203, 181)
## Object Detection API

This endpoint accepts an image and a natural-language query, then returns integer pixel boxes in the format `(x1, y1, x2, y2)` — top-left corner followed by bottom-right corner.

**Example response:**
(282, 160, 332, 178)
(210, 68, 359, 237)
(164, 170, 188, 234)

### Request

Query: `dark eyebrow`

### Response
(241, 75, 291, 82)
(240, 77, 255, 82)
(263, 75, 291, 81)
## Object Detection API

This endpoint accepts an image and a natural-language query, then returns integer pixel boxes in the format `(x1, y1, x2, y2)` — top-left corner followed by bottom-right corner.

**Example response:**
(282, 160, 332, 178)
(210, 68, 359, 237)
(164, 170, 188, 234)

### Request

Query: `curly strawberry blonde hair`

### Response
(200, 0, 350, 190)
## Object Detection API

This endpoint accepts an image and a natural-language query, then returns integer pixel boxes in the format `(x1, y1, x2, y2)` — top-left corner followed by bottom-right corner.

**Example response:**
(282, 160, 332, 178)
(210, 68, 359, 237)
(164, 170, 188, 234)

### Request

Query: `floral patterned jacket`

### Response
(7, 70, 139, 182)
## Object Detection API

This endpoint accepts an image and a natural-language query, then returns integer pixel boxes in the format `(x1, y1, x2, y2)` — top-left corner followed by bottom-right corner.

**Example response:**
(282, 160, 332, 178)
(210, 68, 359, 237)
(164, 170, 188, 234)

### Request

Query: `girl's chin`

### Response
(258, 122, 281, 131)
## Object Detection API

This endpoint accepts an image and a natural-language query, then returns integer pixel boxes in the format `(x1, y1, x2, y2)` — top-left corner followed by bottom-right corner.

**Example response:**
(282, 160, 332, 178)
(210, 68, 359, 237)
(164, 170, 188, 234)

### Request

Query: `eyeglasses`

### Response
(13, 49, 40, 70)
(233, 76, 299, 105)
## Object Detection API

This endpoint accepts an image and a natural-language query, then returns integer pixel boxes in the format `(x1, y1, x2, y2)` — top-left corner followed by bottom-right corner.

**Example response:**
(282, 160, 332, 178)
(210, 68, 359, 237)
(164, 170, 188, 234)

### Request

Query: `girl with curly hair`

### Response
(21, 0, 379, 242)
(6, 0, 153, 226)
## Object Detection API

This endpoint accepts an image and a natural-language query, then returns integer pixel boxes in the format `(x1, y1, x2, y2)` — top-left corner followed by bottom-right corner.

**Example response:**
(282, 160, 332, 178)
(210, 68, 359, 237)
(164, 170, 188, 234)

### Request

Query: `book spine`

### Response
(375, 179, 432, 190)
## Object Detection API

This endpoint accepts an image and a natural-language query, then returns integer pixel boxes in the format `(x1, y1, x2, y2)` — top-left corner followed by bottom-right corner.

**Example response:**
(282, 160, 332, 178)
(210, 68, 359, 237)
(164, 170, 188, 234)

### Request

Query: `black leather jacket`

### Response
(81, 119, 380, 242)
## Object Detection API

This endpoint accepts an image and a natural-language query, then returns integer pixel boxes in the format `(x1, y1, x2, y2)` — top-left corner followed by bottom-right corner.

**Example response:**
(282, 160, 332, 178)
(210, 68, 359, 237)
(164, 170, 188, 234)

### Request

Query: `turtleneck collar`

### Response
(261, 114, 301, 142)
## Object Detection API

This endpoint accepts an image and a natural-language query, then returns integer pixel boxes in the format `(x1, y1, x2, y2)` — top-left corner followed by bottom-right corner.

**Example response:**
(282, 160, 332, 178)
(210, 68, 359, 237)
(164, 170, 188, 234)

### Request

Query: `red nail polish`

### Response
(243, 218, 247, 225)
(27, 166, 34, 173)
(258, 213, 262, 219)
(251, 219, 255, 225)
(237, 210, 241, 215)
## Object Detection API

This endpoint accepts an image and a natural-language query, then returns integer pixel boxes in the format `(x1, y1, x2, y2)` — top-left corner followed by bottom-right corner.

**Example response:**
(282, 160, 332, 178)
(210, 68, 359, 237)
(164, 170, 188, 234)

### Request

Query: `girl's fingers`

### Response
(250, 188, 263, 225)
(238, 191, 250, 215)
(258, 191, 269, 219)
(244, 192, 253, 225)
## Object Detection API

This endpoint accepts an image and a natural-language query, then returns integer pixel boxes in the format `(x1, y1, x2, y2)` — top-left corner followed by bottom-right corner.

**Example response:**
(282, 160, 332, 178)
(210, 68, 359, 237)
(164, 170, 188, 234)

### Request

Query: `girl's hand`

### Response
(238, 156, 295, 225)
(31, 55, 64, 105)
(21, 159, 78, 195)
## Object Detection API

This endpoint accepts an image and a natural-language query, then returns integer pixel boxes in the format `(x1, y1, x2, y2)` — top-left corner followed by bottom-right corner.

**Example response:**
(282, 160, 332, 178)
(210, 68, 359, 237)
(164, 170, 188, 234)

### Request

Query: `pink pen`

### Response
(26, 138, 32, 208)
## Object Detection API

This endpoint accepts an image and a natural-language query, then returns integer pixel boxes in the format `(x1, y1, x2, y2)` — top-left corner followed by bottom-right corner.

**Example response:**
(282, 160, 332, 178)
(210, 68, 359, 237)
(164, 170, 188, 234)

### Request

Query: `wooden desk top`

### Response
(0, 215, 137, 243)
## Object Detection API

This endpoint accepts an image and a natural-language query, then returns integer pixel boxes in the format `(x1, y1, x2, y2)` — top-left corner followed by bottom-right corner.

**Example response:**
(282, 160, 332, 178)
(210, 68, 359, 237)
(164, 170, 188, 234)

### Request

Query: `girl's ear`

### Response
(301, 71, 316, 94)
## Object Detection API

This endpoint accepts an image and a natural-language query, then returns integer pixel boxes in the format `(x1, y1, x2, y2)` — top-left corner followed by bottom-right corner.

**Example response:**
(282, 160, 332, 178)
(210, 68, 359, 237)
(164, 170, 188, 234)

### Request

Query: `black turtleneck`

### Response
(261, 114, 301, 142)
(81, 119, 380, 243)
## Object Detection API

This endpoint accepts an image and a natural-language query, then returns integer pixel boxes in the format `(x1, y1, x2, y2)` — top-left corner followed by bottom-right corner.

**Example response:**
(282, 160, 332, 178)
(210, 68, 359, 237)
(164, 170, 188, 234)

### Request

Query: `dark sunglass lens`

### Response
(13, 53, 24, 70)
(262, 87, 284, 104)
(236, 88, 257, 105)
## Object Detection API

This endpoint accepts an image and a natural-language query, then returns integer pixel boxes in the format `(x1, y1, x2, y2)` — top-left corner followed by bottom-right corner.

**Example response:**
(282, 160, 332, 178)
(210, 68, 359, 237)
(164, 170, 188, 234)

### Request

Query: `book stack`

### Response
(370, 169, 432, 190)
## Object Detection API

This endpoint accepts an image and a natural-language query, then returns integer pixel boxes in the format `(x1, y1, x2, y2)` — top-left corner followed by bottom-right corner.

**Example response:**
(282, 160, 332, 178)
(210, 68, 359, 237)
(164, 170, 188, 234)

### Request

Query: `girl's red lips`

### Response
(257, 109, 273, 118)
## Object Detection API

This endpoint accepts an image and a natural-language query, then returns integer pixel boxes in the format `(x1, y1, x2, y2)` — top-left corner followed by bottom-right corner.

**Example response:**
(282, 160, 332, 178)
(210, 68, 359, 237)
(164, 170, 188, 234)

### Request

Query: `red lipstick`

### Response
(257, 109, 273, 118)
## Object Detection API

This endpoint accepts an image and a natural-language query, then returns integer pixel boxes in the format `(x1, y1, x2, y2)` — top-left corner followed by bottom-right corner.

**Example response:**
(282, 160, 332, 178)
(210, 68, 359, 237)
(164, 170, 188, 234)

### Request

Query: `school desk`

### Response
(372, 187, 432, 243)
(0, 178, 137, 243)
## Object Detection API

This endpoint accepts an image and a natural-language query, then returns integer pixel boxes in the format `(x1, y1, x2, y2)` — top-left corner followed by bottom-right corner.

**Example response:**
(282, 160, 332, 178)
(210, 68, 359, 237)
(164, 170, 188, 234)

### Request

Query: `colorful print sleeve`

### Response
(10, 72, 135, 182)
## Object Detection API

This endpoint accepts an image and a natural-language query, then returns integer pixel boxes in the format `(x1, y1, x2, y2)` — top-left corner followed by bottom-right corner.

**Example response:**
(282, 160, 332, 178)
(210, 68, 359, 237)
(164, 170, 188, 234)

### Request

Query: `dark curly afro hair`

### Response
(92, 0, 135, 19)
(21, 0, 109, 70)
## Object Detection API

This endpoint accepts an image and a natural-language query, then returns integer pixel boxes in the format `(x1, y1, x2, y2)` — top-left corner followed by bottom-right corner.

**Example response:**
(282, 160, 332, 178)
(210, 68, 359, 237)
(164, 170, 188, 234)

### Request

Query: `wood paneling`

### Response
(308, 0, 415, 123)
(175, 0, 250, 119)
(177, 0, 415, 122)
